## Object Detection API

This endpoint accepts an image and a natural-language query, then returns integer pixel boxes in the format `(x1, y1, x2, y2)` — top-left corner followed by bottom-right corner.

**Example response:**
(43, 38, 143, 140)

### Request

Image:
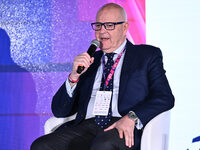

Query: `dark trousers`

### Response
(31, 118, 141, 150)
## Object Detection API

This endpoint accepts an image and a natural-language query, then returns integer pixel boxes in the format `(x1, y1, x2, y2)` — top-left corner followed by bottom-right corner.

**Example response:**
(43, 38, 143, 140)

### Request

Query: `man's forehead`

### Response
(96, 8, 122, 21)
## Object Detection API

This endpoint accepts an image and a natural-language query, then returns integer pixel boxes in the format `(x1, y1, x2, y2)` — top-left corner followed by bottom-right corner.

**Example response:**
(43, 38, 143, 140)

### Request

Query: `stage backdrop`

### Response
(146, 0, 200, 149)
(0, 0, 145, 149)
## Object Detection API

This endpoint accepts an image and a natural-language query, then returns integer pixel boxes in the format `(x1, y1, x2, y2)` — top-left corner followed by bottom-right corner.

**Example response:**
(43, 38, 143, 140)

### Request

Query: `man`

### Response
(31, 3, 174, 150)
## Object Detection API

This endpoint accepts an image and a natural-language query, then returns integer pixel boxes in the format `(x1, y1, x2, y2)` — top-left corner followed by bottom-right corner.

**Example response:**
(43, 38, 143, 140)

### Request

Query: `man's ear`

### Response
(123, 22, 129, 34)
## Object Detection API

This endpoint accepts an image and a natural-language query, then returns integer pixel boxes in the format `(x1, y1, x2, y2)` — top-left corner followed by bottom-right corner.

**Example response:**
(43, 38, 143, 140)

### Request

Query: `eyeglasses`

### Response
(91, 21, 125, 31)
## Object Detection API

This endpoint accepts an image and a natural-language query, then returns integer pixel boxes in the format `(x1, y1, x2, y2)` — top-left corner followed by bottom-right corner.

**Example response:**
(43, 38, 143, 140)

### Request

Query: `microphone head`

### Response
(91, 39, 100, 48)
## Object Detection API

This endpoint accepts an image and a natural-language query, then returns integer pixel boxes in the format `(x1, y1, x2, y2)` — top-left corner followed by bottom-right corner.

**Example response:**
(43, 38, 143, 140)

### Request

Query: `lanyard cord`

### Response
(102, 47, 126, 89)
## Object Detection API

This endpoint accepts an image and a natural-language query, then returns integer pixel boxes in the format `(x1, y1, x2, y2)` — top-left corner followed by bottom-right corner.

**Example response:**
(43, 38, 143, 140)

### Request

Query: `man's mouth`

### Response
(100, 37, 109, 41)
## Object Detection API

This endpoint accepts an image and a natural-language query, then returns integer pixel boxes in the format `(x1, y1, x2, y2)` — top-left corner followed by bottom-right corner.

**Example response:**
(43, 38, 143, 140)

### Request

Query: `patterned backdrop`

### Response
(0, 0, 145, 149)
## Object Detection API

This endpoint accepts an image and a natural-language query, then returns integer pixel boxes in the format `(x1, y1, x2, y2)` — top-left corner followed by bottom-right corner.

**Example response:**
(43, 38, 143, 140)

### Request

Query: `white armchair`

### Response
(44, 113, 77, 134)
(44, 111, 170, 150)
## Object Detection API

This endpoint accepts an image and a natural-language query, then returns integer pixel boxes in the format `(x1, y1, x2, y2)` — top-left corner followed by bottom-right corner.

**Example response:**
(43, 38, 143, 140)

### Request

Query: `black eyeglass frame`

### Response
(91, 21, 125, 31)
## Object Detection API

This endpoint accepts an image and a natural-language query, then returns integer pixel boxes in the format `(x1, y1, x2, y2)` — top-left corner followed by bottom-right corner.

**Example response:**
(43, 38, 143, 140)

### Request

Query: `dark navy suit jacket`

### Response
(52, 40, 174, 127)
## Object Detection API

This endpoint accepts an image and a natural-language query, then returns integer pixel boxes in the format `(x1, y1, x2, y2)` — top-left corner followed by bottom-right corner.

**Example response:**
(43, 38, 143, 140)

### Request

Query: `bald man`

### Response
(31, 3, 174, 150)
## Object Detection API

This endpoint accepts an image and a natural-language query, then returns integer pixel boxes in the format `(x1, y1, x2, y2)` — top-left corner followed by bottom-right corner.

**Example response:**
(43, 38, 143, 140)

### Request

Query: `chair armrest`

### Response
(141, 111, 170, 150)
(44, 113, 77, 134)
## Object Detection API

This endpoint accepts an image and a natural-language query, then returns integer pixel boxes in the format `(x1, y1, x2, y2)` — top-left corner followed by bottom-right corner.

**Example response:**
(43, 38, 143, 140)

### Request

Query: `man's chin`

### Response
(102, 47, 114, 53)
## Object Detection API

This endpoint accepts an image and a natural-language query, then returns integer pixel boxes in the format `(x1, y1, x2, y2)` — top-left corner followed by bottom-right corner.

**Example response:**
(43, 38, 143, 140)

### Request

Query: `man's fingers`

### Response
(104, 123, 115, 132)
(118, 130, 123, 139)
(124, 131, 128, 147)
(91, 57, 94, 64)
(73, 53, 94, 74)
(124, 130, 131, 147)
(76, 56, 91, 68)
(81, 52, 91, 60)
(131, 131, 134, 147)
(103, 116, 135, 148)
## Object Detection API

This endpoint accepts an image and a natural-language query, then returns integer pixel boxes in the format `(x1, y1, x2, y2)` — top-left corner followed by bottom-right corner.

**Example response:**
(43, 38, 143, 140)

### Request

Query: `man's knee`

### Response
(90, 137, 115, 150)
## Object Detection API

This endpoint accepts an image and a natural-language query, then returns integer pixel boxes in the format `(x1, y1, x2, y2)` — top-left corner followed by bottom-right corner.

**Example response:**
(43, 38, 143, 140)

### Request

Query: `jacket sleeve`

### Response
(51, 82, 79, 118)
(133, 47, 175, 126)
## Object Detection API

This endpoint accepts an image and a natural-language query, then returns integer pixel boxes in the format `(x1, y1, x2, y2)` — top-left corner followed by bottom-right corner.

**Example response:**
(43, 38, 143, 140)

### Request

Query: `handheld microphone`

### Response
(77, 39, 100, 74)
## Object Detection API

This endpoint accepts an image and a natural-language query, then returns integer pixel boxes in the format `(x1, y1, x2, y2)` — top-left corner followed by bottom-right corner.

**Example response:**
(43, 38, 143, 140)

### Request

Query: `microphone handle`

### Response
(76, 44, 97, 74)
(77, 65, 85, 74)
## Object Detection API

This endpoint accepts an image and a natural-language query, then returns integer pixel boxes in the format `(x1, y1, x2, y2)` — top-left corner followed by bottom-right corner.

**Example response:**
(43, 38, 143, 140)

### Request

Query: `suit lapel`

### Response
(118, 40, 138, 103)
(81, 51, 103, 100)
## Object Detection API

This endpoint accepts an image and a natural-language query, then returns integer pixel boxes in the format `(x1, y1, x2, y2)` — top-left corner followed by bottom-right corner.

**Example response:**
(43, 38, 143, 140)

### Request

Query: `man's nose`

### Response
(99, 25, 107, 33)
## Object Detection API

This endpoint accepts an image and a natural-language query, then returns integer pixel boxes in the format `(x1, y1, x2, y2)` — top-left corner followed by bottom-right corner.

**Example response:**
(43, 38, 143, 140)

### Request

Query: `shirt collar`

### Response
(113, 39, 127, 55)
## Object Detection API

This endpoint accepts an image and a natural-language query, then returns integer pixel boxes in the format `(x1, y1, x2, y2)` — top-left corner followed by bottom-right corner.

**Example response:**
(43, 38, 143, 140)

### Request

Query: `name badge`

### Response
(93, 91, 112, 116)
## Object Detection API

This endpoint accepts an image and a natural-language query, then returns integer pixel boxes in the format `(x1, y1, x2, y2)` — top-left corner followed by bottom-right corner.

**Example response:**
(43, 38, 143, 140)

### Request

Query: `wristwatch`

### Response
(127, 111, 138, 125)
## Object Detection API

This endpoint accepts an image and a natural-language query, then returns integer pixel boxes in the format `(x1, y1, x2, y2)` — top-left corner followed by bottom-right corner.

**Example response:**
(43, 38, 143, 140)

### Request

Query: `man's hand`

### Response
(70, 52, 94, 82)
(104, 115, 135, 148)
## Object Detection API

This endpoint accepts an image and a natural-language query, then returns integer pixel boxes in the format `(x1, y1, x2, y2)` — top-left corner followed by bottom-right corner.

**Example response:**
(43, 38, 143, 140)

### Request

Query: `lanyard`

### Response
(102, 47, 126, 89)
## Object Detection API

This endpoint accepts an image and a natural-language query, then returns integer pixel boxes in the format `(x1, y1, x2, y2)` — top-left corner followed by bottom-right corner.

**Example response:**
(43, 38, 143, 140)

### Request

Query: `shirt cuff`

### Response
(65, 78, 77, 97)
(135, 118, 143, 130)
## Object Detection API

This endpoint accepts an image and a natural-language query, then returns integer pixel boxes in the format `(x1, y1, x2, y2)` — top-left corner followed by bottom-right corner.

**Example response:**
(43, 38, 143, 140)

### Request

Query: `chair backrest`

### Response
(141, 111, 170, 150)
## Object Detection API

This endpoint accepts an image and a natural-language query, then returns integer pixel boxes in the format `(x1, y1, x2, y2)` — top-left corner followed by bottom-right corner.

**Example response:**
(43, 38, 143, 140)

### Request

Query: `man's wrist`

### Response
(68, 73, 79, 83)
(127, 111, 138, 125)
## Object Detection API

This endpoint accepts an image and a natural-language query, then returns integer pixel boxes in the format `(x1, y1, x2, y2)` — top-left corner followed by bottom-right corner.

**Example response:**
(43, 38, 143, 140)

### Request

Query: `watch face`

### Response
(128, 112, 138, 120)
